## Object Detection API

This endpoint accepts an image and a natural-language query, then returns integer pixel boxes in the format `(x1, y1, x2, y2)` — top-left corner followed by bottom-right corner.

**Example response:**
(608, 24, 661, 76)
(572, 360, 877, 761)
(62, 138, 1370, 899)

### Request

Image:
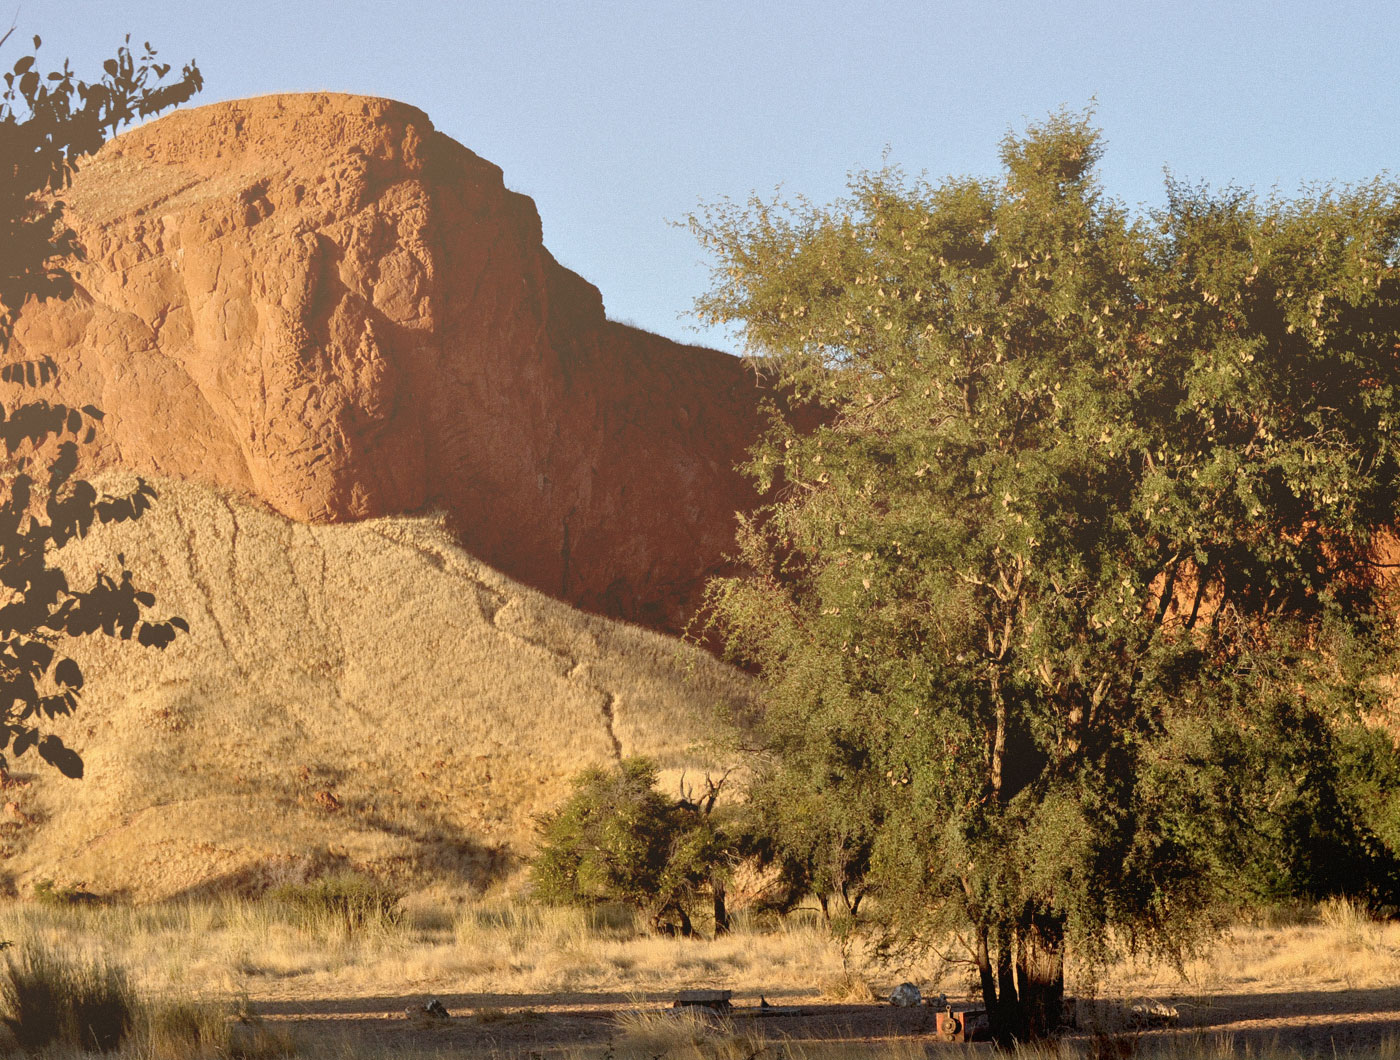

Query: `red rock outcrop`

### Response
(12, 93, 767, 631)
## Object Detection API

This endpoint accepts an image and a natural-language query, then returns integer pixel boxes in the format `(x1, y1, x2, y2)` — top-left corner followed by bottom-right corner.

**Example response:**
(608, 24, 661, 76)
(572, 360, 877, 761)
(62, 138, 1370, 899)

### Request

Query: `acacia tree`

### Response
(531, 757, 737, 936)
(0, 31, 200, 778)
(742, 729, 877, 921)
(690, 111, 1400, 1041)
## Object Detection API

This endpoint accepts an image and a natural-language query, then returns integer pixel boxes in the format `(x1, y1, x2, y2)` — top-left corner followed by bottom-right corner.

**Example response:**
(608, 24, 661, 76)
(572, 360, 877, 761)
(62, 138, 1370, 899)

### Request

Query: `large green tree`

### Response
(690, 111, 1400, 1041)
(0, 30, 200, 778)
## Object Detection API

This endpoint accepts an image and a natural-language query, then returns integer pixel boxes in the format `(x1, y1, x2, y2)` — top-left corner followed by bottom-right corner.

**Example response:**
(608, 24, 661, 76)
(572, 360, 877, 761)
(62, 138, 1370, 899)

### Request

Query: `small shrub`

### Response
(586, 902, 641, 936)
(0, 946, 62, 1051)
(1239, 898, 1315, 929)
(70, 966, 133, 1051)
(266, 872, 403, 934)
(32, 878, 103, 906)
(1317, 895, 1381, 948)
(226, 1019, 299, 1059)
(531, 757, 731, 936)
(0, 942, 134, 1051)
(818, 971, 878, 1003)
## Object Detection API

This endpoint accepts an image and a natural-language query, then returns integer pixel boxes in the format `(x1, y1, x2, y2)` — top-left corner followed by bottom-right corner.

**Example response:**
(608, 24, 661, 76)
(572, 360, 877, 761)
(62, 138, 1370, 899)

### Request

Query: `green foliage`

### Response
(742, 752, 876, 918)
(531, 757, 732, 935)
(0, 941, 135, 1051)
(0, 31, 200, 778)
(1335, 724, 1400, 894)
(266, 872, 404, 934)
(1146, 697, 1400, 912)
(31, 877, 102, 906)
(689, 108, 1400, 1035)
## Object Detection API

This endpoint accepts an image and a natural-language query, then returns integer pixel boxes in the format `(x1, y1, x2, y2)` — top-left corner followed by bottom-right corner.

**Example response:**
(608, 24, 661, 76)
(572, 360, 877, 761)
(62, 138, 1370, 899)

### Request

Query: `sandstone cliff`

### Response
(0, 473, 752, 900)
(12, 93, 766, 632)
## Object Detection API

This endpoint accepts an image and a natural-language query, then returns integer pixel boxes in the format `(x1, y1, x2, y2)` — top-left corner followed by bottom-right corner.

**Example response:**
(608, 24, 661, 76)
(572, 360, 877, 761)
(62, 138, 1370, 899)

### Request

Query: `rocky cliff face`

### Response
(12, 93, 765, 631)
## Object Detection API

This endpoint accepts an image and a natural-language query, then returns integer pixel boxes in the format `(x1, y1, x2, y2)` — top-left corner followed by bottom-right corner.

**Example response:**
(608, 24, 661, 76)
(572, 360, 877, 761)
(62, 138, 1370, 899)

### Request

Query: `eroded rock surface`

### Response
(13, 93, 766, 631)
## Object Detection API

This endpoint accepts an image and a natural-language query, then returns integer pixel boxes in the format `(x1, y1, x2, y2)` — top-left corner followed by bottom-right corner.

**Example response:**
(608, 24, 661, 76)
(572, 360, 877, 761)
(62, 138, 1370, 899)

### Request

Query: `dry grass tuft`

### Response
(139, 998, 234, 1060)
(0, 941, 135, 1052)
(0, 892, 870, 1011)
(818, 971, 880, 1004)
(1318, 896, 1376, 934)
(138, 996, 297, 1060)
(0, 938, 301, 1060)
(611, 1006, 766, 1060)
(265, 873, 404, 936)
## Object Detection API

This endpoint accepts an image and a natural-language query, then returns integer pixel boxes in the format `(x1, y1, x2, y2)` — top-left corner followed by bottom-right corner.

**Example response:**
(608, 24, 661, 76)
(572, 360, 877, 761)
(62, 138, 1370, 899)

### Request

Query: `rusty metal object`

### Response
(934, 1008, 989, 1043)
(935, 1011, 966, 1042)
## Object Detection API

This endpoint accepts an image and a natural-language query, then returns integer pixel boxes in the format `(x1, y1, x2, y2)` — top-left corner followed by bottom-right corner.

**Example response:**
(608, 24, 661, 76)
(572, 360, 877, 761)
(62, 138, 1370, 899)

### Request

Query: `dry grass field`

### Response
(2, 891, 1400, 1058)
(1, 473, 755, 900)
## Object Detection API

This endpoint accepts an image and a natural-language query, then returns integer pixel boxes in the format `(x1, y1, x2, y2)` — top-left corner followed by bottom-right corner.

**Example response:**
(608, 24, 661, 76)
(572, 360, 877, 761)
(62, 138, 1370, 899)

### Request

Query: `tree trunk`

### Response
(978, 926, 1026, 1046)
(712, 878, 730, 936)
(996, 931, 1021, 1037)
(842, 883, 865, 917)
(975, 927, 999, 1021)
(1015, 909, 1066, 1039)
(975, 913, 1066, 1043)
(650, 904, 696, 938)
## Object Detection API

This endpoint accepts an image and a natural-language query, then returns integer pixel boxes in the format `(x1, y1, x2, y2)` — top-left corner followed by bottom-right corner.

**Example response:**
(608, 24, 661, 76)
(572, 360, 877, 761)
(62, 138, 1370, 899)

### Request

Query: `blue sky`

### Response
(13, 0, 1398, 352)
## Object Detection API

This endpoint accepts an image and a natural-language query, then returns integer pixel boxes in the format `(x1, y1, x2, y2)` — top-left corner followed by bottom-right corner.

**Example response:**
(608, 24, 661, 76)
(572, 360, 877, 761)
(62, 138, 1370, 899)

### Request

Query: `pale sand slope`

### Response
(0, 474, 754, 900)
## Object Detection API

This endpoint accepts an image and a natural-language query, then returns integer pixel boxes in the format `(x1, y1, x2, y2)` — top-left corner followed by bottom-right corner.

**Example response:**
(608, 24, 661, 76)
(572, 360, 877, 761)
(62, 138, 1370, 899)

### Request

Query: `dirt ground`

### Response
(252, 985, 1400, 1057)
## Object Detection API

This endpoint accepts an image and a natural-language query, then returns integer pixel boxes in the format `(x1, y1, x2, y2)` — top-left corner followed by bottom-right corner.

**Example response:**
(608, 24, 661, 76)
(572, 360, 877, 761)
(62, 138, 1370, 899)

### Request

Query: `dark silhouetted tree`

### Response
(0, 29, 201, 778)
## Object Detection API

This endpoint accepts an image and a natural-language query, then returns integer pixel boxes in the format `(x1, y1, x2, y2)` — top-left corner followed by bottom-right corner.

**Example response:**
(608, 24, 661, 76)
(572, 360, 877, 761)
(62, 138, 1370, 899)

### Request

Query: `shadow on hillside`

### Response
(165, 786, 515, 899)
(339, 796, 518, 887)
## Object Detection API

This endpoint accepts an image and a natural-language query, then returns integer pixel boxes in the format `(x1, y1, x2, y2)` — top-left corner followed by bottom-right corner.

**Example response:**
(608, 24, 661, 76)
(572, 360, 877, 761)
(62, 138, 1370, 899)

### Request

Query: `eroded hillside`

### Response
(0, 474, 754, 901)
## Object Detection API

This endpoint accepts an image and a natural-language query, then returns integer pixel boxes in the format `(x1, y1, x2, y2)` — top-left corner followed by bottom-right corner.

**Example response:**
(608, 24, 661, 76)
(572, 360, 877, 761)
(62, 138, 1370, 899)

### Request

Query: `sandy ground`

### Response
(249, 985, 1400, 1056)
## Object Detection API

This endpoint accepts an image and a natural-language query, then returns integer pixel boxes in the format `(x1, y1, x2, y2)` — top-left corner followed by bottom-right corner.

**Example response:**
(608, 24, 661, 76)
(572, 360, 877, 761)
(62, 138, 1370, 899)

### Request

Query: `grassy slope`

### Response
(0, 474, 754, 900)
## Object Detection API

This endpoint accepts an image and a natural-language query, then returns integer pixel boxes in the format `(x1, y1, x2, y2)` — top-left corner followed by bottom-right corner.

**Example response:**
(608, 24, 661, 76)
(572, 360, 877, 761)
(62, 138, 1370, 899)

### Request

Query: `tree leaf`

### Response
(37, 735, 82, 779)
(12, 729, 36, 758)
(53, 657, 83, 690)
